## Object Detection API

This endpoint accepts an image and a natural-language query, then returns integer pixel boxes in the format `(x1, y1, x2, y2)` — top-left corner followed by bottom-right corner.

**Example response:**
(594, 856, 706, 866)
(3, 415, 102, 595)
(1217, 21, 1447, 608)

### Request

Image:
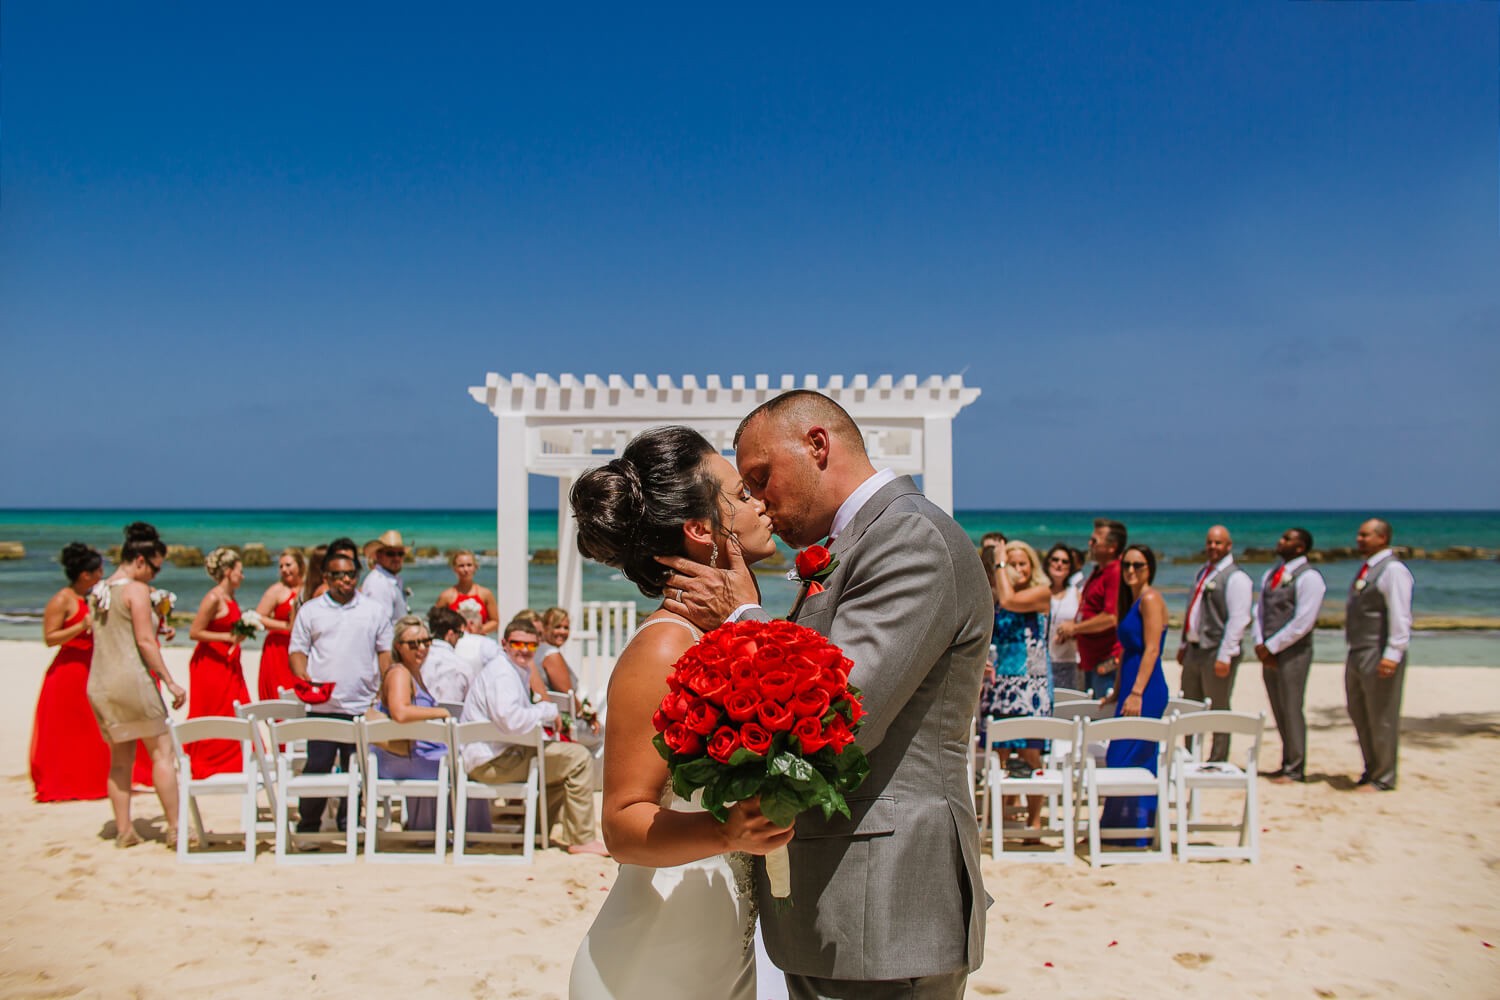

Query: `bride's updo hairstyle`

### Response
(121, 521, 166, 564)
(570, 426, 720, 598)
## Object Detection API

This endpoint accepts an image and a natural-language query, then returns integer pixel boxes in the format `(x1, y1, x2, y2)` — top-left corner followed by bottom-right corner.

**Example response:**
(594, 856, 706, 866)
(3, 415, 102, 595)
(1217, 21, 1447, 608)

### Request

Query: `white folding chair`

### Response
(1081, 716, 1172, 867)
(358, 718, 451, 863)
(439, 701, 465, 718)
(275, 688, 313, 775)
(234, 698, 307, 828)
(1171, 711, 1264, 863)
(1053, 686, 1089, 702)
(984, 717, 1079, 863)
(268, 716, 362, 864)
(169, 717, 261, 863)
(1051, 700, 1113, 721)
(450, 720, 546, 864)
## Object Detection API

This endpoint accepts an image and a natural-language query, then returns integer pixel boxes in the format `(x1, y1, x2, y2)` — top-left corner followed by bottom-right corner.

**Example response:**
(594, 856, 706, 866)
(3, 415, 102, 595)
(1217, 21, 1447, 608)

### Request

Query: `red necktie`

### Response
(1268, 565, 1285, 590)
(1356, 562, 1369, 583)
(1184, 564, 1211, 638)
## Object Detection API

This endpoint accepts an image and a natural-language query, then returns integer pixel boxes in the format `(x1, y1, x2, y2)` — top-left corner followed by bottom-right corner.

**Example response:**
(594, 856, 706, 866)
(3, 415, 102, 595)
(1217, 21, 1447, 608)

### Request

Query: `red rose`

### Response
(660, 689, 692, 722)
(684, 699, 721, 736)
(793, 716, 830, 753)
(757, 700, 795, 733)
(842, 694, 866, 724)
(795, 545, 833, 580)
(663, 722, 703, 756)
(652, 708, 669, 733)
(687, 667, 730, 704)
(753, 644, 786, 668)
(739, 722, 772, 757)
(759, 669, 797, 703)
(814, 666, 849, 697)
(697, 645, 727, 669)
(729, 657, 759, 691)
(706, 726, 741, 764)
(825, 715, 856, 752)
(791, 684, 831, 719)
(727, 636, 758, 661)
(787, 654, 820, 687)
(724, 688, 761, 723)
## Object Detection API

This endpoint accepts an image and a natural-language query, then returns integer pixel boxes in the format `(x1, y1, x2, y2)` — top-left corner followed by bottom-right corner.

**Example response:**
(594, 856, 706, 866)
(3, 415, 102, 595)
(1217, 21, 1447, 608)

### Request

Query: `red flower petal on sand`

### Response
(1043, 962, 1054, 968)
(1107, 940, 1118, 948)
(1484, 941, 1494, 949)
(1044, 901, 1054, 907)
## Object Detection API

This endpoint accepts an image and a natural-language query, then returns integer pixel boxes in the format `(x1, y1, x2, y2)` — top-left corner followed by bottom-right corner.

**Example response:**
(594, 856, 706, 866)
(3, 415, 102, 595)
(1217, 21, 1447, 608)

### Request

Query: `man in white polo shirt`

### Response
(361, 529, 409, 626)
(460, 617, 607, 855)
(289, 550, 393, 834)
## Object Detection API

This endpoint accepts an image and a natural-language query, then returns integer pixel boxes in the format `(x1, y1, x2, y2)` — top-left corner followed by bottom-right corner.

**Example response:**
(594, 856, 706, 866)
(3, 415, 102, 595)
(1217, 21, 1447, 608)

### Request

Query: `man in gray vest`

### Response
(1345, 518, 1414, 792)
(1252, 527, 1327, 783)
(1177, 525, 1253, 761)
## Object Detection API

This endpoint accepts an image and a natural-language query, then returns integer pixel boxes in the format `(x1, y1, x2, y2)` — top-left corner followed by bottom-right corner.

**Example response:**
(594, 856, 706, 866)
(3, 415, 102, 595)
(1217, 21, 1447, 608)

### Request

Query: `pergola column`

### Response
(556, 474, 584, 654)
(495, 414, 529, 619)
(921, 414, 955, 515)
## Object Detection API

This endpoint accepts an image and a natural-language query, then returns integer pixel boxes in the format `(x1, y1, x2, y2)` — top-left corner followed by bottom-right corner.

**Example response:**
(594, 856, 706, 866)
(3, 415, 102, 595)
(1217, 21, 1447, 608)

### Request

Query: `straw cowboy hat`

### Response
(376, 530, 407, 552)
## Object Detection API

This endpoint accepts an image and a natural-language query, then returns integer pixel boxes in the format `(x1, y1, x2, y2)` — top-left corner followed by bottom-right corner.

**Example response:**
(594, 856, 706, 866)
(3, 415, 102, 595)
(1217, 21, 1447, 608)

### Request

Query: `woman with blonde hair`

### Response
(185, 547, 252, 778)
(980, 539, 1054, 832)
(535, 606, 578, 695)
(436, 549, 499, 634)
(255, 548, 305, 701)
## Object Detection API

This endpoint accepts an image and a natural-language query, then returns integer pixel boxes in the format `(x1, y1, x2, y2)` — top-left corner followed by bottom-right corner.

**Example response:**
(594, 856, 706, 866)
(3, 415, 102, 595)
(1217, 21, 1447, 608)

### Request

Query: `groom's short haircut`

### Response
(734, 390, 866, 454)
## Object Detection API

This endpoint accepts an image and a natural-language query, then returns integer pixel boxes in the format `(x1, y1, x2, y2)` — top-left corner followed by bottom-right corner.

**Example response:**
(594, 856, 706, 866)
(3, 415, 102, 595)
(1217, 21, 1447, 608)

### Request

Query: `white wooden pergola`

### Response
(467, 373, 982, 633)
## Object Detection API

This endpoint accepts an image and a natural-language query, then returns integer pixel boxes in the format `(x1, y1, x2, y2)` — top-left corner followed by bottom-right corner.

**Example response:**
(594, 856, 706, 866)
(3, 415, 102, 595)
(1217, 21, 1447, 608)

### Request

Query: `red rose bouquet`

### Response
(652, 618, 869, 898)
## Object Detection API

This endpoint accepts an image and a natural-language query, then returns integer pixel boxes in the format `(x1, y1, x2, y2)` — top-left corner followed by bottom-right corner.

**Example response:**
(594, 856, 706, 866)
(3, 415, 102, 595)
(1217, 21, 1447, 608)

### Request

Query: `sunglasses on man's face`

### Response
(324, 569, 358, 580)
(507, 640, 538, 652)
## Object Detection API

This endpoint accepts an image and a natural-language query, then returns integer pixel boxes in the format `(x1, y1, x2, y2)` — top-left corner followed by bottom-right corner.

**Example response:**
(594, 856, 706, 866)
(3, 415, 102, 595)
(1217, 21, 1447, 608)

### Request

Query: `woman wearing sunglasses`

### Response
(1043, 544, 1081, 693)
(1099, 544, 1169, 840)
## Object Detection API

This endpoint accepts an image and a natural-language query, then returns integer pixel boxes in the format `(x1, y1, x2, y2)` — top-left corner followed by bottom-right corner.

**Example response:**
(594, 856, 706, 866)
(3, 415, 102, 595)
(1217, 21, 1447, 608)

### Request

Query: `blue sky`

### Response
(2, 2, 1496, 510)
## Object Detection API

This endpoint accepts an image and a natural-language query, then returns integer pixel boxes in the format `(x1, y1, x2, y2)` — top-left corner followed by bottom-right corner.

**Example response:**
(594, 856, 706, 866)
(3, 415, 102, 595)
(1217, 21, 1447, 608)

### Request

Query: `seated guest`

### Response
(375, 615, 488, 832)
(437, 550, 499, 635)
(454, 602, 503, 677)
(423, 606, 476, 705)
(460, 616, 608, 855)
(536, 606, 579, 695)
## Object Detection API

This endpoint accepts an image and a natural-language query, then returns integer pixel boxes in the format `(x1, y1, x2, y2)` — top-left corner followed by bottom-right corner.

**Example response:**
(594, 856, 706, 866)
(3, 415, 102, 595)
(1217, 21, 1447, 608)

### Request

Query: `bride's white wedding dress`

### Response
(568, 617, 758, 1000)
(568, 786, 758, 999)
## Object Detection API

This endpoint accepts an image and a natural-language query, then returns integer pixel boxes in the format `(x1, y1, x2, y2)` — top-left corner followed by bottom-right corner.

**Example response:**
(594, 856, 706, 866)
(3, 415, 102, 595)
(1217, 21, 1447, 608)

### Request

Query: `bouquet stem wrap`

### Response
(766, 844, 791, 898)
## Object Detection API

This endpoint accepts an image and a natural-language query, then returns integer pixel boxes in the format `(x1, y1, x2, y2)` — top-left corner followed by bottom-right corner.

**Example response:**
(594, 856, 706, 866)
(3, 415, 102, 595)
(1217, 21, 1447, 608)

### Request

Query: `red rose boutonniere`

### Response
(788, 544, 838, 618)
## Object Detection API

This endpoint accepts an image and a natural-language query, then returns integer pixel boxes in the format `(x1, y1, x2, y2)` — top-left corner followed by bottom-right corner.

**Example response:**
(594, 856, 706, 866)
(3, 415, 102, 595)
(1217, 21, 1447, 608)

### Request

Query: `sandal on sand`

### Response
(115, 829, 144, 849)
(165, 827, 201, 850)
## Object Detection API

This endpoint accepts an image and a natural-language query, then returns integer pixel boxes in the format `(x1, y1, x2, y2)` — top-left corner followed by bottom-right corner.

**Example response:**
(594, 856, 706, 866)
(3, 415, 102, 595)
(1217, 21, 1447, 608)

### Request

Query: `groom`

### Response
(661, 390, 991, 1000)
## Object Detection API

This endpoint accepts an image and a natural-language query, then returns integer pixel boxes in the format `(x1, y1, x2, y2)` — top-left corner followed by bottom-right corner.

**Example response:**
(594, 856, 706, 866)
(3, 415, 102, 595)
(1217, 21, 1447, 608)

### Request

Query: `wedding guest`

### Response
(984, 540, 1054, 832)
(1253, 527, 1326, 784)
(1345, 518, 1414, 792)
(372, 615, 487, 832)
(978, 531, 1007, 578)
(1056, 519, 1127, 698)
(437, 550, 499, 635)
(289, 550, 393, 835)
(460, 616, 607, 855)
(536, 606, 578, 695)
(87, 522, 187, 848)
(361, 530, 409, 626)
(1067, 547, 1086, 590)
(1044, 543, 1082, 693)
(255, 548, 304, 701)
(328, 537, 360, 562)
(1176, 525, 1253, 760)
(453, 601, 503, 678)
(185, 547, 251, 778)
(302, 545, 328, 601)
(1100, 544, 1169, 840)
(30, 543, 110, 802)
(422, 606, 476, 705)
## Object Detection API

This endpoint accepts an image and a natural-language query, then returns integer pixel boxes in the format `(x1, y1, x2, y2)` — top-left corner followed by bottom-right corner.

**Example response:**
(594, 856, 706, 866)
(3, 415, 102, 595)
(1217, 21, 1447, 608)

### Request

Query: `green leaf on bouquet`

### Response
(722, 771, 765, 805)
(832, 746, 871, 790)
(727, 746, 763, 766)
(768, 752, 818, 787)
(758, 783, 804, 828)
(676, 757, 719, 787)
(671, 768, 698, 802)
(651, 733, 673, 763)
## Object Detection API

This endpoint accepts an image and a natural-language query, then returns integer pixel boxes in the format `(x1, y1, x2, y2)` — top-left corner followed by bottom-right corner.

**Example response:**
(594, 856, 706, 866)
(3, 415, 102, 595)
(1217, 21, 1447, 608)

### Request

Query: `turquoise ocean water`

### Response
(1, 509, 1496, 665)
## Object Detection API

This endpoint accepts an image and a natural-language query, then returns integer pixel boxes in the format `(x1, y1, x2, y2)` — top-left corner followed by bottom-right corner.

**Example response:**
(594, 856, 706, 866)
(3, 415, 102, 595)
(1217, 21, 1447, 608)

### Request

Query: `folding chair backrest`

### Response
(1166, 697, 1209, 717)
(174, 716, 256, 745)
(361, 718, 451, 750)
(453, 719, 505, 746)
(1053, 687, 1089, 702)
(984, 716, 1079, 747)
(1052, 700, 1111, 721)
(1082, 716, 1172, 746)
(1170, 710, 1264, 741)
(271, 716, 359, 746)
(236, 699, 307, 724)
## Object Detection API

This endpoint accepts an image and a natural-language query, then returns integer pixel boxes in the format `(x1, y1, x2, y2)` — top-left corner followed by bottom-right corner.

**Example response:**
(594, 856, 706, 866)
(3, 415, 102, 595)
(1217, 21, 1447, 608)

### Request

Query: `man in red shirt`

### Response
(1056, 519, 1127, 697)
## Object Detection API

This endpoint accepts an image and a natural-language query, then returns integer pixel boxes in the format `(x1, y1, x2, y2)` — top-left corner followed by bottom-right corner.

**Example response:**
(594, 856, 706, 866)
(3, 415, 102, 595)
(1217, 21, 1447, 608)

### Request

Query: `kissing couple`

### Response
(566, 390, 991, 1000)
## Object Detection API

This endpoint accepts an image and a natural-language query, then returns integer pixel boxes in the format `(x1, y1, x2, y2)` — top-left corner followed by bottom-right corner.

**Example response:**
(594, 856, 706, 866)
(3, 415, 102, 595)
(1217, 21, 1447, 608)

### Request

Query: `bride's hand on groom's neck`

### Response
(657, 539, 758, 631)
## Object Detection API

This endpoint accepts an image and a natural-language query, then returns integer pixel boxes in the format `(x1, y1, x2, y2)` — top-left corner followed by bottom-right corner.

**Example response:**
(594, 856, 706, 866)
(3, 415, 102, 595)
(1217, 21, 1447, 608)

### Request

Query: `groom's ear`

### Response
(807, 426, 831, 468)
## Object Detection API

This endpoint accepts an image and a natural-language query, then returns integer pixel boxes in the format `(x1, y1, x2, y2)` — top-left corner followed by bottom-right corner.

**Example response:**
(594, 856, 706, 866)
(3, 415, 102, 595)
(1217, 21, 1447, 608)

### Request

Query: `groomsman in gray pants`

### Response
(1253, 528, 1326, 783)
(1345, 518, 1414, 792)
(1177, 525, 1253, 761)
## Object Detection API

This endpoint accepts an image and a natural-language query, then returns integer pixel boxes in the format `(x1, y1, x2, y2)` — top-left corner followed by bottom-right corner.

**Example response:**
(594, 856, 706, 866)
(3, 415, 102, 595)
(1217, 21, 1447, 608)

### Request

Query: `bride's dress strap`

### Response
(631, 616, 702, 643)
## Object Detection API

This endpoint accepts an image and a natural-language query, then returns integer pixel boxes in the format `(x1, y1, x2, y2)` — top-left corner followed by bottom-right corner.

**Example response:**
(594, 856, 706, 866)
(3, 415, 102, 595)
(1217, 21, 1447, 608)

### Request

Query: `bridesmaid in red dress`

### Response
(437, 549, 499, 635)
(254, 548, 305, 701)
(185, 547, 251, 778)
(30, 543, 110, 801)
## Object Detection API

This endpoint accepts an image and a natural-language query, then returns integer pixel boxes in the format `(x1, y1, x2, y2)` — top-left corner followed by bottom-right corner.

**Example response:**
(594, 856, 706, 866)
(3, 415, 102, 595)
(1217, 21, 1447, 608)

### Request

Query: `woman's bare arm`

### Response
(383, 667, 448, 722)
(42, 589, 88, 647)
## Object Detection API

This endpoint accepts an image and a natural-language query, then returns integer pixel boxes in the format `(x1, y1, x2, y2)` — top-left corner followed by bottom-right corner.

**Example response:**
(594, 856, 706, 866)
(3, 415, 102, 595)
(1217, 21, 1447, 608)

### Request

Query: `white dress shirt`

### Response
(1251, 556, 1328, 654)
(1185, 555, 1253, 660)
(422, 638, 474, 705)
(1364, 548, 1415, 663)
(361, 564, 408, 625)
(455, 632, 503, 677)
(288, 591, 393, 715)
(459, 655, 559, 773)
(730, 467, 897, 622)
(1048, 584, 1080, 663)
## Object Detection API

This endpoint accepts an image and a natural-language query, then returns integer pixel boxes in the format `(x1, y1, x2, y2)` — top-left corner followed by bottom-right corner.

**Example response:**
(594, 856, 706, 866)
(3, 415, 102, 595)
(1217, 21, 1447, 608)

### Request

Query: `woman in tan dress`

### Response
(88, 522, 188, 847)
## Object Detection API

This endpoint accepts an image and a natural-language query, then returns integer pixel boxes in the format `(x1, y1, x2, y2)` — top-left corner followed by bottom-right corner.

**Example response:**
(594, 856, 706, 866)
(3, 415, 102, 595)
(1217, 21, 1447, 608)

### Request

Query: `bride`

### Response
(567, 426, 793, 1000)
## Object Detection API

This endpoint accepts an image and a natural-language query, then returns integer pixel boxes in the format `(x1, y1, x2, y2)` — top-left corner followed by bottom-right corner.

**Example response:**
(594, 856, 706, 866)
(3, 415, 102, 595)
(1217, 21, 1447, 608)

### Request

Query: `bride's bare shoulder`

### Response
(609, 616, 698, 688)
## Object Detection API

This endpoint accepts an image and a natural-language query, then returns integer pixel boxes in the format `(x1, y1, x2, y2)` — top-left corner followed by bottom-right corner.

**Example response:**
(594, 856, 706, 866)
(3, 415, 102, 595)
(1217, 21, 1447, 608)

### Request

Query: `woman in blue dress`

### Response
(1100, 544, 1169, 839)
(982, 540, 1054, 831)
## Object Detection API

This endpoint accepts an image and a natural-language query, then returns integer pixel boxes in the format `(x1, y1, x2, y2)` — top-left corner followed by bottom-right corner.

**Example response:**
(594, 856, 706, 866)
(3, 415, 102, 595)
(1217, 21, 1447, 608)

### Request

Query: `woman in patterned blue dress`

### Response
(981, 540, 1054, 831)
(1100, 544, 1170, 841)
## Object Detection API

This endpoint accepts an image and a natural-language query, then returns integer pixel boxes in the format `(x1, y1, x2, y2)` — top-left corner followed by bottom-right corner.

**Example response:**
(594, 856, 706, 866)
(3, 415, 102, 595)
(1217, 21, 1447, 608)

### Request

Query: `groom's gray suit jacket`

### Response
(747, 475, 992, 981)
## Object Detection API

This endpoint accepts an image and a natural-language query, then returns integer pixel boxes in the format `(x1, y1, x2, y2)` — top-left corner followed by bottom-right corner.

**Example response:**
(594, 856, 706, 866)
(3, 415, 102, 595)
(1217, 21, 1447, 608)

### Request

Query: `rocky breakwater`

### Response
(0, 542, 25, 560)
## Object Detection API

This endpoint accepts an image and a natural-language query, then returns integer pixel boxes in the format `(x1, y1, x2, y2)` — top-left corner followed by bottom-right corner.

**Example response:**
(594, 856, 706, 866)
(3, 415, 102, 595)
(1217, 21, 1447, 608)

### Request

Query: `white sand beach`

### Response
(3, 639, 1497, 998)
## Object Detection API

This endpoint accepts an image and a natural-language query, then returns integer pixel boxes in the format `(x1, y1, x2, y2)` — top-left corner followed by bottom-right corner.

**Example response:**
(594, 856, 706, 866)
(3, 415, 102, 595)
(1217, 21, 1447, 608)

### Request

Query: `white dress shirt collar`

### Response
(1282, 555, 1308, 573)
(828, 468, 897, 543)
(1366, 548, 1393, 568)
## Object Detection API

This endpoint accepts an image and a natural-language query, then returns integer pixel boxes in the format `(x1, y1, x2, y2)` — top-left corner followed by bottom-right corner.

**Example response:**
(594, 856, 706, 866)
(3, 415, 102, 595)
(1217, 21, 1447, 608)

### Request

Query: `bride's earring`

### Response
(710, 539, 720, 569)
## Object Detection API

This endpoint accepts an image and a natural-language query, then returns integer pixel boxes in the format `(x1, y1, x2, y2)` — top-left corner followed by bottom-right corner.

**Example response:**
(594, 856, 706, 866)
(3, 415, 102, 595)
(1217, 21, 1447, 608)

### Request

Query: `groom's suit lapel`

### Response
(827, 475, 923, 565)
